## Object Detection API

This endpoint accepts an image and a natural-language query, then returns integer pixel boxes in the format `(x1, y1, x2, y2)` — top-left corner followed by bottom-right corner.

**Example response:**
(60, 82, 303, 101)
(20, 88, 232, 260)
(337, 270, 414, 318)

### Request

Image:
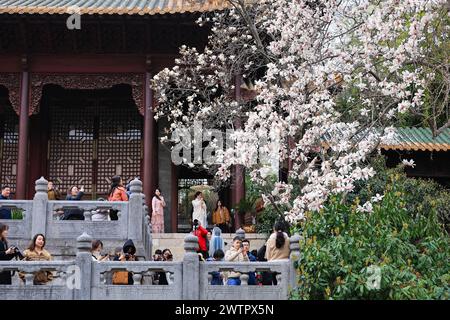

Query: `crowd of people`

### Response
(1, 179, 291, 287)
(0, 176, 169, 235)
(0, 219, 290, 286)
(189, 217, 290, 286)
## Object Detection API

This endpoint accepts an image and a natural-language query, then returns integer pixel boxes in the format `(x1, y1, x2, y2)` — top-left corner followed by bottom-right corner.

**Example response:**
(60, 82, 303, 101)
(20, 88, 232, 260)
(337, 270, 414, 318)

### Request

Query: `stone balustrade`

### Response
(0, 177, 151, 256)
(0, 232, 301, 300)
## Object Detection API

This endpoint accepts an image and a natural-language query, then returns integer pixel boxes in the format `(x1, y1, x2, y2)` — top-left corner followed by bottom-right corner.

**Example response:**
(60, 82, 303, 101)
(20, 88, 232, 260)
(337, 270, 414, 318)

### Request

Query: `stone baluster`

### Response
(128, 178, 144, 242)
(75, 232, 93, 300)
(235, 228, 246, 240)
(83, 209, 93, 221)
(24, 271, 35, 286)
(133, 272, 143, 286)
(183, 234, 199, 300)
(31, 176, 49, 236)
(239, 273, 249, 286)
(289, 233, 301, 290)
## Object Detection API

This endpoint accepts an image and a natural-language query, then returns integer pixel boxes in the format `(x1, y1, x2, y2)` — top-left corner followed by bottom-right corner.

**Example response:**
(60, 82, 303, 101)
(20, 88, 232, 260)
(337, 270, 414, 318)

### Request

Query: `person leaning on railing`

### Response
(0, 223, 22, 284)
(19, 234, 53, 285)
(224, 236, 250, 286)
(107, 176, 128, 221)
(63, 186, 85, 220)
(264, 221, 290, 286)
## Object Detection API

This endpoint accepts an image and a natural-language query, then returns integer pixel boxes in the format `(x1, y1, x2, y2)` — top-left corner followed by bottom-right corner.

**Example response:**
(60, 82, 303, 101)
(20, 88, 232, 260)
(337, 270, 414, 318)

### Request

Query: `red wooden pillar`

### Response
(233, 74, 245, 229)
(16, 70, 29, 199)
(143, 71, 156, 207)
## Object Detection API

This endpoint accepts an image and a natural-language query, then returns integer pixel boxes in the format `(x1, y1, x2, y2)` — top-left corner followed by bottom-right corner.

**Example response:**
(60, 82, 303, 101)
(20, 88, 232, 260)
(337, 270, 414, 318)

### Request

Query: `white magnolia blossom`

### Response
(402, 159, 416, 168)
(357, 201, 374, 214)
(152, 0, 447, 223)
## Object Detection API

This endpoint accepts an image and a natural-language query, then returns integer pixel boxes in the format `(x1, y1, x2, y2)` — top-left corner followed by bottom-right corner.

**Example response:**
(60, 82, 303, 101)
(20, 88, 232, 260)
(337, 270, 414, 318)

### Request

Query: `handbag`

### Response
(112, 271, 129, 285)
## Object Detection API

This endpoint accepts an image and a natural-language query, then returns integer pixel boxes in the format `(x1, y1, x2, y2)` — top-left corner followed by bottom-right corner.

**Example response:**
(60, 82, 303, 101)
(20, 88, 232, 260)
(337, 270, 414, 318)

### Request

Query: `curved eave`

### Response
(0, 4, 230, 16)
(379, 143, 450, 152)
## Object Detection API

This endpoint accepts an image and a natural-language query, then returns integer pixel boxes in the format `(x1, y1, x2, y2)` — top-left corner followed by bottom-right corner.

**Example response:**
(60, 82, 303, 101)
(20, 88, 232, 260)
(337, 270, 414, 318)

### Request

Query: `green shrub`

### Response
(349, 156, 449, 233)
(11, 209, 23, 220)
(293, 178, 449, 300)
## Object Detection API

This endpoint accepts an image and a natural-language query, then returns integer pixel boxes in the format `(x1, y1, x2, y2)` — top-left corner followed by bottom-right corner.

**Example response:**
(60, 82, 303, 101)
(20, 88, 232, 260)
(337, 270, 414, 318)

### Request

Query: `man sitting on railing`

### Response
(224, 237, 250, 286)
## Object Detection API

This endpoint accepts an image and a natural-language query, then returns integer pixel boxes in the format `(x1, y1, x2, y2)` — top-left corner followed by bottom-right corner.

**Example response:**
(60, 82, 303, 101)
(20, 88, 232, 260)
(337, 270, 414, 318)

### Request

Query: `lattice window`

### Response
(97, 101, 142, 194)
(47, 90, 143, 199)
(48, 103, 94, 195)
(0, 101, 19, 193)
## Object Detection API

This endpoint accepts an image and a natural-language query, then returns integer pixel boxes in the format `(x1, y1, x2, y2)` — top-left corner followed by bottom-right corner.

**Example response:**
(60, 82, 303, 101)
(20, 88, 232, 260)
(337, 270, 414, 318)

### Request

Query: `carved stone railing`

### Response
(47, 200, 129, 239)
(0, 260, 75, 299)
(0, 177, 147, 245)
(0, 232, 301, 300)
(91, 261, 183, 300)
(199, 261, 290, 300)
(0, 200, 32, 239)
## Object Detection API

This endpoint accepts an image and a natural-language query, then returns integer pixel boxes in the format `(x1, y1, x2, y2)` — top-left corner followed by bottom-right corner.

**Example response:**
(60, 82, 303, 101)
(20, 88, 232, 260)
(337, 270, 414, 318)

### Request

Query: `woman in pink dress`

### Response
(151, 188, 166, 233)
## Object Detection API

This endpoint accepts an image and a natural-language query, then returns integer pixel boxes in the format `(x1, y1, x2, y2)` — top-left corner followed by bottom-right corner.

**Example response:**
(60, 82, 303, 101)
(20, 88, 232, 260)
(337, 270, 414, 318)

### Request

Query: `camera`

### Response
(193, 219, 199, 226)
(11, 246, 24, 260)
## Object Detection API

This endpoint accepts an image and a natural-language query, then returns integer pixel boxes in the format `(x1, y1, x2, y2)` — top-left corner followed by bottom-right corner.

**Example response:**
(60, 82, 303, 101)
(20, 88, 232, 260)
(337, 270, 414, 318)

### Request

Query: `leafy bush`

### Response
(11, 209, 23, 220)
(349, 156, 450, 233)
(293, 178, 449, 300)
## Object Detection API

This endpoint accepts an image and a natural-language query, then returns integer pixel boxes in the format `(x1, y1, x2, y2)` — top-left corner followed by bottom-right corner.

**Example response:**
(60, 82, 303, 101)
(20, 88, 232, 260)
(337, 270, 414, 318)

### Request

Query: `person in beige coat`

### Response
(225, 237, 249, 285)
(265, 221, 290, 261)
(20, 234, 53, 285)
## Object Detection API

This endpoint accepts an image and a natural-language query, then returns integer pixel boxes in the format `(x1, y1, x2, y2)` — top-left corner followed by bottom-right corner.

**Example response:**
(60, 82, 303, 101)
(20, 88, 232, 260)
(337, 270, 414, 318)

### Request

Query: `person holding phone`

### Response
(0, 223, 21, 284)
(224, 236, 250, 285)
(63, 185, 85, 220)
(91, 239, 109, 261)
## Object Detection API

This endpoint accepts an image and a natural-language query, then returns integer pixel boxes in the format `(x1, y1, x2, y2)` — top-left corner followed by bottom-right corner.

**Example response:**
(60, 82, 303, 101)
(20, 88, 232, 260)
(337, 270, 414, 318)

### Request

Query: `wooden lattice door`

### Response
(48, 90, 142, 199)
(0, 99, 19, 194)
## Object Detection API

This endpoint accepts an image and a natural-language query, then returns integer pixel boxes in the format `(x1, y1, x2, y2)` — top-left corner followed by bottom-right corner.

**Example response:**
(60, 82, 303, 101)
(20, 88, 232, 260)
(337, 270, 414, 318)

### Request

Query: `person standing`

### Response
(0, 223, 15, 284)
(20, 234, 53, 285)
(63, 185, 85, 220)
(224, 236, 250, 285)
(208, 226, 225, 258)
(91, 239, 109, 261)
(242, 238, 257, 285)
(0, 186, 12, 219)
(212, 200, 231, 233)
(265, 221, 290, 261)
(151, 188, 166, 233)
(108, 176, 128, 202)
(47, 181, 60, 200)
(193, 219, 209, 260)
(192, 191, 207, 229)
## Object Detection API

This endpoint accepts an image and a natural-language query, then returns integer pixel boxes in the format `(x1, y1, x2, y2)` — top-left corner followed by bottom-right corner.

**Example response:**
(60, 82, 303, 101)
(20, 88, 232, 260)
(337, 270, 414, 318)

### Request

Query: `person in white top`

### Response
(192, 191, 207, 228)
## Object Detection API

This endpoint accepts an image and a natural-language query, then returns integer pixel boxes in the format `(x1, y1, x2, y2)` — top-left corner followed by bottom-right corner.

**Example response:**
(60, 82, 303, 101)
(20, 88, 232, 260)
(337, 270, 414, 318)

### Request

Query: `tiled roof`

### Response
(0, 0, 229, 15)
(380, 127, 450, 152)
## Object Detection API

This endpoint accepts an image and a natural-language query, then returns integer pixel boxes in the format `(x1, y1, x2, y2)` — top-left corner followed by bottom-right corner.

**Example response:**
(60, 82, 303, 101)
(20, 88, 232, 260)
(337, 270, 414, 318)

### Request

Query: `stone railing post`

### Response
(31, 177, 48, 237)
(235, 227, 245, 240)
(75, 232, 93, 300)
(183, 234, 200, 300)
(289, 233, 301, 290)
(128, 178, 144, 242)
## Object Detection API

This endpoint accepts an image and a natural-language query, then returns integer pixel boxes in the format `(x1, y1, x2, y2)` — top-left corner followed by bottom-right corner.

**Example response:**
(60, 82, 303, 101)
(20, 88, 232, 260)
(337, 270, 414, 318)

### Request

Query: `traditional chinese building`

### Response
(0, 0, 244, 232)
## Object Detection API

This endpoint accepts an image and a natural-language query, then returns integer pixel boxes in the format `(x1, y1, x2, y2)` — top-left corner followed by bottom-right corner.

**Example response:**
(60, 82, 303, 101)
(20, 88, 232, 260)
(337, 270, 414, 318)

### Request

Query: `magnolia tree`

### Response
(152, 0, 449, 223)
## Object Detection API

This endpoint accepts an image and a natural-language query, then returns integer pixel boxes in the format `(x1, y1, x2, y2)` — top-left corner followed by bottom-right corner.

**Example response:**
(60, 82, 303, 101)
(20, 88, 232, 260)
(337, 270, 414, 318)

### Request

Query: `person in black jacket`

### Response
(0, 223, 16, 284)
(114, 239, 139, 285)
(0, 186, 12, 219)
(63, 186, 85, 220)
